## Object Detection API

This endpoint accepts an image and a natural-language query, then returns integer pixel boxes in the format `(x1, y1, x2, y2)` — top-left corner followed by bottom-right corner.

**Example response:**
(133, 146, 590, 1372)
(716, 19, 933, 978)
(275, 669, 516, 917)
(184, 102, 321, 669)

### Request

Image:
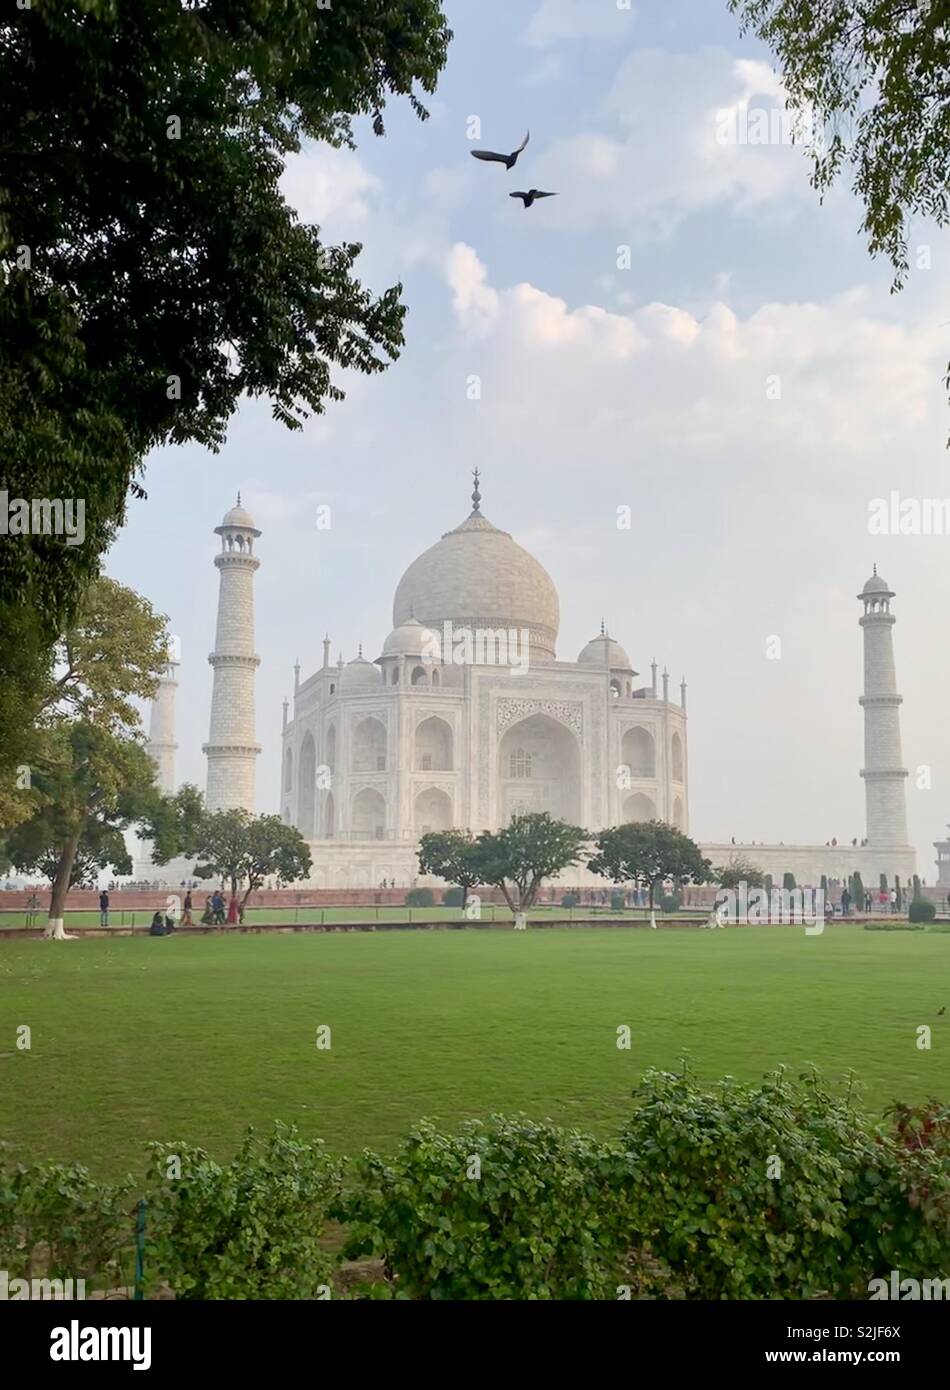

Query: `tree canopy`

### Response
(474, 812, 588, 920)
(191, 809, 312, 917)
(417, 829, 483, 910)
(729, 2, 950, 292)
(0, 0, 451, 661)
(588, 821, 711, 911)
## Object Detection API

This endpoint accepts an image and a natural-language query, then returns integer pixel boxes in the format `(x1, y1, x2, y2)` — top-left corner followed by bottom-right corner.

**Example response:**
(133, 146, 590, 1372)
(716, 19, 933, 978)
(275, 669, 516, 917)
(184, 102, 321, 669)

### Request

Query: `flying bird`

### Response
(470, 130, 530, 170)
(510, 189, 558, 209)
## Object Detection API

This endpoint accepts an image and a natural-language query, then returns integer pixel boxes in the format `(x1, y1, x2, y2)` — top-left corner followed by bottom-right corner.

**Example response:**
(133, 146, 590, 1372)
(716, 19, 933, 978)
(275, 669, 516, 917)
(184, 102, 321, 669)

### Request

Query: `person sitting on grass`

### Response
(149, 911, 167, 937)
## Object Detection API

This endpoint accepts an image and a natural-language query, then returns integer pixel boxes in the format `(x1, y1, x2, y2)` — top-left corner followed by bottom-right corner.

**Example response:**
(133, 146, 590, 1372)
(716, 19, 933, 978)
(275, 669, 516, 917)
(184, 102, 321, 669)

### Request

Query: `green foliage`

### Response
(864, 921, 925, 932)
(191, 809, 312, 913)
(440, 885, 465, 907)
(342, 1116, 632, 1300)
(852, 872, 865, 907)
(617, 1066, 948, 1298)
(0, 1156, 132, 1288)
(718, 854, 765, 890)
(908, 899, 936, 923)
(561, 892, 579, 908)
(144, 1125, 342, 1300)
(589, 820, 711, 907)
(610, 892, 626, 911)
(729, 1, 950, 294)
(405, 887, 434, 907)
(783, 872, 797, 891)
(417, 830, 482, 901)
(474, 812, 588, 917)
(659, 893, 681, 913)
(0, 0, 452, 646)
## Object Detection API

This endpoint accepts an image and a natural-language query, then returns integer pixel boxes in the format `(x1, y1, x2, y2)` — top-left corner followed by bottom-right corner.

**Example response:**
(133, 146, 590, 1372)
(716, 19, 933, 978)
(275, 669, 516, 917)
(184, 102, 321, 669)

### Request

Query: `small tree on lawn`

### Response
(783, 872, 797, 892)
(192, 810, 312, 921)
(717, 854, 765, 891)
(473, 813, 587, 930)
(417, 830, 483, 913)
(588, 821, 711, 930)
(852, 872, 865, 912)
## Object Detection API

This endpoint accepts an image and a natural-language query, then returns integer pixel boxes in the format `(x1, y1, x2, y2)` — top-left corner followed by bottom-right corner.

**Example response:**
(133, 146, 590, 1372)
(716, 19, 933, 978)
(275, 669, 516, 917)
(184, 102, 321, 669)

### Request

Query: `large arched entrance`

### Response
(622, 726, 655, 778)
(497, 713, 581, 826)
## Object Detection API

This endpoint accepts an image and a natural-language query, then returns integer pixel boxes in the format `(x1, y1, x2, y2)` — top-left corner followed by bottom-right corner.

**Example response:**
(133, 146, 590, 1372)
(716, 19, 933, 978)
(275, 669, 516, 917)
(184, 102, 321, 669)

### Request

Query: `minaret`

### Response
(147, 653, 180, 793)
(203, 495, 261, 812)
(858, 567, 908, 846)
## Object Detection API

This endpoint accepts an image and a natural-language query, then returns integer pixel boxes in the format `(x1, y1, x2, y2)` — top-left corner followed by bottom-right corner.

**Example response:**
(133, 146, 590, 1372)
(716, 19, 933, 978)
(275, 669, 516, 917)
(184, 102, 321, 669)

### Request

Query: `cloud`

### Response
(528, 48, 820, 234)
(280, 143, 381, 230)
(527, 0, 636, 46)
(441, 243, 936, 460)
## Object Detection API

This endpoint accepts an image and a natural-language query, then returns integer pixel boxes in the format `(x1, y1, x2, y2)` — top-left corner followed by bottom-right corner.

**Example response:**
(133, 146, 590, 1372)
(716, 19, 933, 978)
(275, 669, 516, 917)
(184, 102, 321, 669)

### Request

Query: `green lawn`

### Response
(1, 926, 946, 1179)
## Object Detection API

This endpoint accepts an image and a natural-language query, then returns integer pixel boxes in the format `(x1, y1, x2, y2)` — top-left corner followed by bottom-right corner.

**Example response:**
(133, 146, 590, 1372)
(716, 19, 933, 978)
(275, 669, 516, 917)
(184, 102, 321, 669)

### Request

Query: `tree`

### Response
(0, 0, 452, 783)
(729, 2, 950, 412)
(783, 872, 797, 892)
(717, 853, 765, 890)
(417, 830, 483, 913)
(588, 821, 712, 929)
(472, 813, 587, 929)
(192, 810, 312, 921)
(1, 579, 169, 935)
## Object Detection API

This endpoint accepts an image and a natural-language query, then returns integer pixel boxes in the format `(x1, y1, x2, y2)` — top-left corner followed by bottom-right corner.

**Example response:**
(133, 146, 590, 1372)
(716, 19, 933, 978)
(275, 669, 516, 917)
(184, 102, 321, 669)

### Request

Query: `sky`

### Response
(107, 0, 950, 876)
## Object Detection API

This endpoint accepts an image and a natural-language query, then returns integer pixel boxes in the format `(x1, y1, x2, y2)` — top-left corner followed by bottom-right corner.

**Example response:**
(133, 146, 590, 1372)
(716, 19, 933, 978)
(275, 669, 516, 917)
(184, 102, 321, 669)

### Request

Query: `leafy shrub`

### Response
(610, 892, 626, 911)
(441, 886, 465, 907)
(616, 1066, 949, 1299)
(908, 899, 936, 923)
(0, 1158, 132, 1289)
(342, 1115, 632, 1300)
(560, 892, 579, 908)
(144, 1124, 342, 1299)
(404, 887, 434, 907)
(864, 921, 924, 931)
(659, 893, 680, 913)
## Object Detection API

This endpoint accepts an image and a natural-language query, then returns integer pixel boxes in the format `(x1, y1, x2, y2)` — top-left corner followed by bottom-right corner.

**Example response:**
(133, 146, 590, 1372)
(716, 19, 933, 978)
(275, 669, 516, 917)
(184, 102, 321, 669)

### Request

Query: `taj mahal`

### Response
(138, 475, 926, 893)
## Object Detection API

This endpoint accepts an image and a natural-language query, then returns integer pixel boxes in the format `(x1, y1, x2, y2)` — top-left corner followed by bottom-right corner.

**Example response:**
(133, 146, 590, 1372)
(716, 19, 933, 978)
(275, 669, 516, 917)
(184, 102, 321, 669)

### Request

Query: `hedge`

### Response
(2, 1074, 947, 1300)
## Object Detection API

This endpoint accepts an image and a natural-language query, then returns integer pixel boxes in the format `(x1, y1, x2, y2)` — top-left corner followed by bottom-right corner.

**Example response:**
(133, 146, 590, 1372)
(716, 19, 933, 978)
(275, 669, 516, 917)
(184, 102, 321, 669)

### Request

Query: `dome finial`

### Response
(471, 467, 481, 514)
(237, 490, 241, 506)
(358, 642, 363, 658)
(600, 618, 605, 637)
(873, 562, 877, 576)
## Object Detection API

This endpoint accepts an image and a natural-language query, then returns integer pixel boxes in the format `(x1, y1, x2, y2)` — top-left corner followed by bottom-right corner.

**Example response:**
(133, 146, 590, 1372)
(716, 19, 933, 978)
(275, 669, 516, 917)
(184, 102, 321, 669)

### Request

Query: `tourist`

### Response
(227, 895, 239, 925)
(200, 895, 214, 925)
(149, 911, 167, 936)
(181, 890, 193, 926)
(890, 887, 897, 911)
(99, 888, 110, 927)
(210, 890, 225, 924)
(840, 887, 851, 918)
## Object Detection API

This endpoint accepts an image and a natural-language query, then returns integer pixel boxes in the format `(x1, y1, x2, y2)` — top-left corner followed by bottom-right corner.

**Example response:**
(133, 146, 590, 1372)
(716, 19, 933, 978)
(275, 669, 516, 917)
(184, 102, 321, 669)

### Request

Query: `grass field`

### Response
(1, 925, 947, 1180)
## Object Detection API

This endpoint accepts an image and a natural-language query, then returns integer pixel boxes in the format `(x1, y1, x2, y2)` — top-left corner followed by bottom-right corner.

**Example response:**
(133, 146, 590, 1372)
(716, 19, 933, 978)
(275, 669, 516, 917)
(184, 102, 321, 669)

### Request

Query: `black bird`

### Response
(470, 130, 530, 169)
(939, 1006, 946, 1016)
(510, 189, 558, 209)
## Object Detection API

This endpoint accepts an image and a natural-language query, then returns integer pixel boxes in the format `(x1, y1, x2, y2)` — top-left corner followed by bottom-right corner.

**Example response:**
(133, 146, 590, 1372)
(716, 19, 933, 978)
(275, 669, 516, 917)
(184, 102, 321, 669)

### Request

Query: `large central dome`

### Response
(392, 480, 560, 659)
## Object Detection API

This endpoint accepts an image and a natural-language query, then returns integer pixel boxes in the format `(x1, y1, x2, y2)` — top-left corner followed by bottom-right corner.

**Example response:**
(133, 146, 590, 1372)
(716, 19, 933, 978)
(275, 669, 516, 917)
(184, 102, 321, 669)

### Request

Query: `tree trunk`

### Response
(45, 828, 81, 940)
(649, 880, 657, 930)
(461, 883, 468, 914)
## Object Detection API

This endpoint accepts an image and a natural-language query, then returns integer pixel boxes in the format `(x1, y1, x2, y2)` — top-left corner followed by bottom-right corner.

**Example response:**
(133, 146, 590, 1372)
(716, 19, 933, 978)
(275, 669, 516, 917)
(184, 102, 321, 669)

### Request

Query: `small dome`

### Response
(216, 493, 260, 535)
(578, 632, 634, 671)
(341, 653, 381, 691)
(379, 617, 437, 659)
(859, 566, 893, 600)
